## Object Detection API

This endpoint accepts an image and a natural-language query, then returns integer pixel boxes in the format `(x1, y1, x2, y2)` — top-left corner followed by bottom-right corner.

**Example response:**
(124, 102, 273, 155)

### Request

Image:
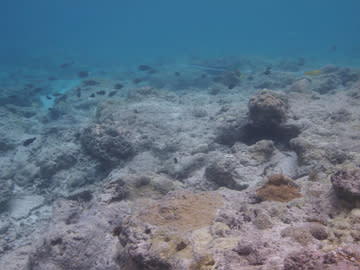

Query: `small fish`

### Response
(138, 65, 152, 71)
(48, 76, 58, 81)
(83, 80, 98, 86)
(330, 45, 337, 51)
(23, 137, 36, 146)
(263, 66, 271, 75)
(114, 83, 123, 89)
(52, 92, 61, 97)
(304, 70, 322, 76)
(33, 87, 42, 93)
(46, 95, 52, 100)
(133, 78, 142, 84)
(60, 61, 74, 68)
(190, 64, 228, 72)
(108, 91, 117, 97)
(89, 93, 95, 98)
(78, 71, 89, 78)
(96, 90, 106, 95)
(76, 88, 81, 98)
(174, 72, 181, 76)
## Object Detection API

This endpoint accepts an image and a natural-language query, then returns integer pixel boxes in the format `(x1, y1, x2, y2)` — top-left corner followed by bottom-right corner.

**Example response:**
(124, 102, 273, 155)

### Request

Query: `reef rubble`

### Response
(1, 58, 360, 269)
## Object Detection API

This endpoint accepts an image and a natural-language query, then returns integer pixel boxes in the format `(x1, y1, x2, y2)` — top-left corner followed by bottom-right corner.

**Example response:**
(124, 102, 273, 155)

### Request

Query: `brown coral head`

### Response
(256, 173, 301, 202)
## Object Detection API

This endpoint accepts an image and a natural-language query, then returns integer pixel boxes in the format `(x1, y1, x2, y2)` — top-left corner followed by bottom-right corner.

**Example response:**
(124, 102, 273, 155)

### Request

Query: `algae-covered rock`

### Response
(117, 190, 224, 270)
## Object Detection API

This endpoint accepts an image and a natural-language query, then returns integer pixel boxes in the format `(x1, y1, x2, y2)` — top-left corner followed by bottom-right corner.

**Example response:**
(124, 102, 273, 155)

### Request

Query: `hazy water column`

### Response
(0, 0, 359, 64)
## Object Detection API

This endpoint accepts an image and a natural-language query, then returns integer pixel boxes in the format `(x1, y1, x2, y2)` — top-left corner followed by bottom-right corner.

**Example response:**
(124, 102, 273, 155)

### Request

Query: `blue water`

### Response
(1, 0, 359, 67)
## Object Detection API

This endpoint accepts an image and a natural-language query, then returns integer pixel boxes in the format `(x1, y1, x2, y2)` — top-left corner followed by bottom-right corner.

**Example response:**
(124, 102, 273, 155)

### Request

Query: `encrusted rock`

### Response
(309, 223, 328, 240)
(248, 139, 275, 161)
(81, 124, 134, 166)
(0, 179, 13, 213)
(281, 226, 313, 246)
(331, 168, 360, 202)
(205, 156, 248, 191)
(248, 89, 287, 128)
(288, 78, 311, 93)
(283, 247, 360, 270)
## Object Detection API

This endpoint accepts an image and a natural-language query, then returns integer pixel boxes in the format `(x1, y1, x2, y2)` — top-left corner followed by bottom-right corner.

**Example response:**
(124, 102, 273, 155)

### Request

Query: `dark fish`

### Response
(133, 78, 142, 84)
(108, 91, 117, 97)
(57, 94, 67, 102)
(190, 64, 228, 72)
(174, 72, 181, 76)
(23, 137, 36, 146)
(76, 88, 81, 98)
(48, 76, 58, 81)
(33, 87, 42, 93)
(89, 93, 95, 98)
(263, 66, 271, 75)
(25, 83, 33, 89)
(297, 57, 305, 66)
(60, 61, 74, 68)
(138, 65, 151, 71)
(96, 90, 106, 95)
(83, 80, 98, 86)
(46, 95, 52, 100)
(147, 69, 156, 74)
(52, 92, 61, 97)
(78, 71, 89, 78)
(201, 74, 207, 79)
(330, 45, 337, 51)
(213, 77, 222, 83)
(114, 83, 123, 89)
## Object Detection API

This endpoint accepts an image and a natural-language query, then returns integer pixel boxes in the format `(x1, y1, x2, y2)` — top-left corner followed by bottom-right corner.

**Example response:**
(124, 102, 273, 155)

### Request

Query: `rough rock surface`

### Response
(283, 247, 360, 270)
(81, 124, 134, 166)
(0, 180, 12, 213)
(248, 89, 288, 127)
(205, 155, 249, 191)
(331, 168, 360, 202)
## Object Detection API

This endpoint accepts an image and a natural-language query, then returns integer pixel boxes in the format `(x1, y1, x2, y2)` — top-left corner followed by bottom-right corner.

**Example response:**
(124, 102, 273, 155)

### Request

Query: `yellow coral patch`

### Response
(304, 70, 322, 76)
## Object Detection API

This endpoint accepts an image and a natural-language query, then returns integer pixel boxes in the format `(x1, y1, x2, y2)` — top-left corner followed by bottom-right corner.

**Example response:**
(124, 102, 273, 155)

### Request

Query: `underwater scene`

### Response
(1, 0, 360, 269)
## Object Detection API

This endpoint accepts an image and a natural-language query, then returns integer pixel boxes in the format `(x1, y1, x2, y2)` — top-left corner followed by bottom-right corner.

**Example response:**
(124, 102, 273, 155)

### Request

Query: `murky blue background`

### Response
(1, 0, 359, 66)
